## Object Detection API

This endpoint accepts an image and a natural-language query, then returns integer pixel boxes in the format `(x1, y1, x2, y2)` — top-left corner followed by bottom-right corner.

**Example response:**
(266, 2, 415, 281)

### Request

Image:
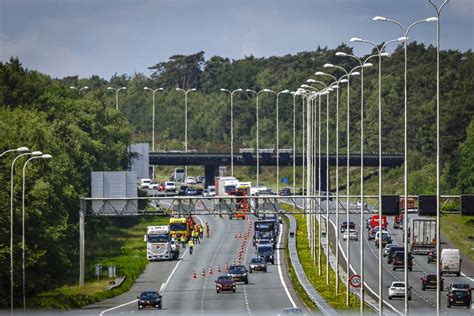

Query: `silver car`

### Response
(249, 257, 267, 273)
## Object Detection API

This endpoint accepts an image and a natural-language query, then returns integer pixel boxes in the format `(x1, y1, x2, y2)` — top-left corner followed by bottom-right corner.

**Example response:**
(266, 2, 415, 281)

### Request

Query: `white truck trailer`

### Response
(144, 225, 179, 261)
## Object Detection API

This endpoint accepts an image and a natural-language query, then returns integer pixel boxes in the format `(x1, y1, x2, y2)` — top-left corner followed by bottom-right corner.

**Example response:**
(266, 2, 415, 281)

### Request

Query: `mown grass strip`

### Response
(31, 215, 169, 309)
(282, 216, 319, 312)
(440, 213, 474, 261)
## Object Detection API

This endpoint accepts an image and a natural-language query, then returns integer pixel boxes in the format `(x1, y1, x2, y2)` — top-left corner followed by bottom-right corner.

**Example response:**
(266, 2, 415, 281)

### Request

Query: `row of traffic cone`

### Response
(192, 263, 229, 279)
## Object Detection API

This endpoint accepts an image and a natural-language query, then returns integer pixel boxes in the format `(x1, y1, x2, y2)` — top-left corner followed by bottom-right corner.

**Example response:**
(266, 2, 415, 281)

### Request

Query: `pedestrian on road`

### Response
(188, 239, 194, 255)
(180, 234, 187, 248)
(205, 222, 210, 238)
(198, 224, 203, 239)
(195, 229, 201, 244)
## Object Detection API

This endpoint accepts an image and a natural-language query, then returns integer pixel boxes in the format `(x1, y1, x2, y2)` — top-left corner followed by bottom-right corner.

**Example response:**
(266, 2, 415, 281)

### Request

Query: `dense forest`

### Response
(0, 41, 473, 306)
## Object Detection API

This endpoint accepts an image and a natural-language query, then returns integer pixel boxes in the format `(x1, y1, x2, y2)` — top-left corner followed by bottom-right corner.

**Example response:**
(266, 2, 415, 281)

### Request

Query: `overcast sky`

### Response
(0, 0, 472, 79)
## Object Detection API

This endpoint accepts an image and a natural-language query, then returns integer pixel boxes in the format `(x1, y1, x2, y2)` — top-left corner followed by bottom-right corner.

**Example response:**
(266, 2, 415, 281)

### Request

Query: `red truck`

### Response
(371, 215, 388, 230)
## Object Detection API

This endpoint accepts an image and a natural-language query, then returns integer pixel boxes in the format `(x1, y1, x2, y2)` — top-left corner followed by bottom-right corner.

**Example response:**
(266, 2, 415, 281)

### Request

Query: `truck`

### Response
(170, 168, 185, 183)
(144, 226, 179, 261)
(169, 216, 196, 241)
(408, 218, 436, 255)
(215, 176, 239, 196)
(370, 214, 388, 230)
(254, 220, 276, 248)
(228, 183, 251, 220)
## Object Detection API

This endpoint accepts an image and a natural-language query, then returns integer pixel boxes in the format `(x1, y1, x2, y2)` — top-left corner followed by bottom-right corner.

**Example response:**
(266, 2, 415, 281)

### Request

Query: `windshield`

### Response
(229, 266, 246, 273)
(251, 258, 264, 263)
(217, 276, 233, 282)
(256, 223, 272, 231)
(453, 290, 468, 297)
(165, 182, 174, 186)
(170, 223, 187, 231)
(258, 231, 272, 238)
(258, 246, 273, 253)
(140, 291, 159, 299)
(452, 284, 470, 289)
(393, 283, 405, 288)
(147, 234, 169, 243)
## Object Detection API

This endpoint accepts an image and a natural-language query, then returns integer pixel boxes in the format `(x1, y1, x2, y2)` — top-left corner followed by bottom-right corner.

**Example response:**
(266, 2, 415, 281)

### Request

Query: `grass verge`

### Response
(31, 215, 169, 309)
(440, 213, 474, 261)
(282, 216, 319, 312)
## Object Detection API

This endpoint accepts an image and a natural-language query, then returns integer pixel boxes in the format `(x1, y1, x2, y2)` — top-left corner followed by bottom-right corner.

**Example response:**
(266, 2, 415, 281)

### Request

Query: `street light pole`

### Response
(21, 154, 52, 309)
(10, 150, 42, 311)
(375, 16, 438, 313)
(246, 89, 275, 186)
(221, 88, 243, 177)
(350, 37, 401, 314)
(276, 90, 291, 192)
(69, 86, 89, 93)
(176, 88, 197, 177)
(144, 87, 164, 179)
(427, 2, 449, 314)
(107, 86, 127, 110)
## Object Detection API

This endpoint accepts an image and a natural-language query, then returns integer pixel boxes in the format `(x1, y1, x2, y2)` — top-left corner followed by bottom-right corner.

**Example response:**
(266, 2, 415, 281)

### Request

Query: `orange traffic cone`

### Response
(208, 267, 213, 275)
(192, 271, 197, 279)
(217, 265, 221, 273)
(201, 268, 206, 277)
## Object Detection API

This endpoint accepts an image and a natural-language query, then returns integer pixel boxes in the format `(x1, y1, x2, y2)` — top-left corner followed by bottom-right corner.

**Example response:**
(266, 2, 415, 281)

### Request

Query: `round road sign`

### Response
(349, 274, 361, 288)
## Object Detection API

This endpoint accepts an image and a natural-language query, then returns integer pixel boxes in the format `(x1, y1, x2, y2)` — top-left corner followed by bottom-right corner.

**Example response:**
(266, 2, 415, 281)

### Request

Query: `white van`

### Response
(440, 248, 461, 276)
(140, 178, 152, 189)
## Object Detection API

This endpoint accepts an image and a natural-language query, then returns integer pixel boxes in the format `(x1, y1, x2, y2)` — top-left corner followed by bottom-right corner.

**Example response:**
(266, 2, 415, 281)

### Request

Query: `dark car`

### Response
(421, 274, 444, 290)
(215, 275, 236, 293)
(392, 251, 413, 271)
(427, 250, 437, 263)
(227, 265, 249, 284)
(387, 246, 404, 264)
(341, 221, 355, 233)
(281, 307, 304, 314)
(447, 284, 472, 299)
(249, 257, 267, 273)
(447, 289, 471, 308)
(178, 185, 188, 196)
(185, 187, 198, 196)
(196, 175, 204, 183)
(256, 244, 275, 264)
(279, 188, 292, 196)
(137, 290, 162, 310)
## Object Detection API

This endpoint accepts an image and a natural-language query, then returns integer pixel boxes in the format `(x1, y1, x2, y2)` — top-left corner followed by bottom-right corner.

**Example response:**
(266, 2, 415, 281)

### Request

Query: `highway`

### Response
(320, 200, 474, 315)
(74, 212, 303, 315)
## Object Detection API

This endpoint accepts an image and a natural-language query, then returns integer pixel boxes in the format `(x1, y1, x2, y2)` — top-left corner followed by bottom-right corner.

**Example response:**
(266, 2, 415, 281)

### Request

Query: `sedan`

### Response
(186, 176, 197, 184)
(137, 290, 162, 310)
(227, 265, 249, 284)
(384, 244, 397, 257)
(388, 281, 411, 300)
(185, 187, 198, 196)
(421, 274, 443, 291)
(249, 257, 267, 273)
(215, 275, 236, 293)
(343, 229, 358, 241)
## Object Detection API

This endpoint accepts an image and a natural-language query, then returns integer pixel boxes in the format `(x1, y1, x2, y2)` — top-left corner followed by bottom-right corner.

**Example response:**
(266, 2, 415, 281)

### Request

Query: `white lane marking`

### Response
(200, 216, 231, 314)
(461, 272, 474, 282)
(243, 220, 253, 315)
(277, 222, 297, 308)
(99, 214, 203, 315)
(324, 214, 402, 315)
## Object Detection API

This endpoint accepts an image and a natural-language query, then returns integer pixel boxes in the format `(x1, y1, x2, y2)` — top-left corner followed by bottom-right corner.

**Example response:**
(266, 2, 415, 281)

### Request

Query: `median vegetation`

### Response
(31, 216, 168, 309)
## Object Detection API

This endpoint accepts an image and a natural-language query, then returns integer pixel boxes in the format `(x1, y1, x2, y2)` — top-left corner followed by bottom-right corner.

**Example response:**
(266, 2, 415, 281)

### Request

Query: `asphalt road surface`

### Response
(73, 212, 303, 316)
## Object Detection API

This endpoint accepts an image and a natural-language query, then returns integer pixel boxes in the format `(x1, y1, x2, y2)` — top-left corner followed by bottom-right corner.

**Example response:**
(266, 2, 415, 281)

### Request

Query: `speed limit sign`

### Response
(350, 274, 361, 288)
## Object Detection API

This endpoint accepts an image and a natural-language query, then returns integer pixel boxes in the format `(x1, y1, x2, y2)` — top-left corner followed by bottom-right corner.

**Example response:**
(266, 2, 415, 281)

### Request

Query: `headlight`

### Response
(242, 273, 247, 276)
(270, 256, 273, 259)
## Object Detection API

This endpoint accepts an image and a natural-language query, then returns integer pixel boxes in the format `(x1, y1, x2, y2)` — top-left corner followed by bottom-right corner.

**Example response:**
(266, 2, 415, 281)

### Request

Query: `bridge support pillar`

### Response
(316, 160, 330, 192)
(204, 165, 219, 188)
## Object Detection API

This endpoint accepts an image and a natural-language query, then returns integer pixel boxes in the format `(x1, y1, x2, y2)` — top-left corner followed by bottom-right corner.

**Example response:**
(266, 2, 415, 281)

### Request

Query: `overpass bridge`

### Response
(149, 151, 403, 190)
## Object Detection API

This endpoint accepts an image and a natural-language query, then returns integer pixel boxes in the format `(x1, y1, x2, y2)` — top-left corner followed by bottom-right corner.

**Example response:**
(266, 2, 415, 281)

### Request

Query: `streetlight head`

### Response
(69, 86, 76, 89)
(31, 151, 43, 156)
(144, 87, 151, 90)
(426, 17, 438, 22)
(381, 52, 390, 57)
(340, 79, 349, 83)
(335, 52, 347, 57)
(83, 86, 89, 89)
(314, 71, 326, 76)
(351, 71, 361, 76)
(300, 84, 310, 88)
(246, 89, 253, 92)
(331, 85, 339, 89)
(220, 88, 227, 91)
(191, 88, 197, 91)
(262, 88, 273, 93)
(363, 62, 373, 67)
(107, 87, 114, 90)
(236, 88, 243, 92)
(327, 88, 334, 92)
(373, 16, 387, 21)
(281, 89, 290, 93)
(176, 88, 183, 91)
(306, 79, 316, 83)
(323, 63, 334, 68)
(17, 147, 29, 152)
(398, 36, 408, 42)
(350, 37, 362, 42)
(122, 87, 127, 90)
(41, 154, 52, 159)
